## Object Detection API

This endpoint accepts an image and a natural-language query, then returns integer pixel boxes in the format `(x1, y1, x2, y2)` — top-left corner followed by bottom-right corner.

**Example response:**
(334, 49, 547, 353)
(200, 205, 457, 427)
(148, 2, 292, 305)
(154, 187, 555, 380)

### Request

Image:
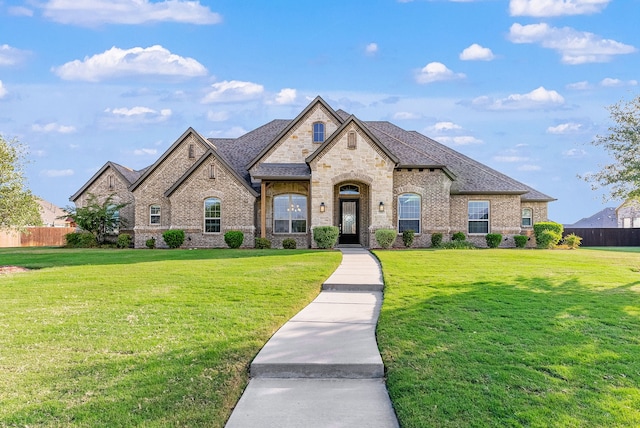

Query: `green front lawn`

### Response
(375, 249, 640, 427)
(0, 247, 341, 427)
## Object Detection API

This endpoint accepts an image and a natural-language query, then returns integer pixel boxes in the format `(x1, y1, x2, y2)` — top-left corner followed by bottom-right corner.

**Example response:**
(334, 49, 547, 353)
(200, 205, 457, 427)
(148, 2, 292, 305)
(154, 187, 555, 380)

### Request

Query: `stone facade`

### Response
(617, 198, 640, 228)
(71, 96, 554, 249)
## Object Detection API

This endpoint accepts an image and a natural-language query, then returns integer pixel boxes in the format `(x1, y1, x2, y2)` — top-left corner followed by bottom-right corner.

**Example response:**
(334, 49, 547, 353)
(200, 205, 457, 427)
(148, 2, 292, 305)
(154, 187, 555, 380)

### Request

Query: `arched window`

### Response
(313, 122, 325, 143)
(204, 198, 221, 233)
(274, 194, 307, 233)
(398, 193, 421, 233)
(150, 205, 161, 225)
(339, 184, 360, 195)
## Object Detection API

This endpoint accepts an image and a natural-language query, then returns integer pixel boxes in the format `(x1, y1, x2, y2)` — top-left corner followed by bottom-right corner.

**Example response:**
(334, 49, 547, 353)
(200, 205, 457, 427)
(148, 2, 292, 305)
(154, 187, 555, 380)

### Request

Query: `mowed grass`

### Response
(375, 248, 640, 427)
(0, 247, 341, 427)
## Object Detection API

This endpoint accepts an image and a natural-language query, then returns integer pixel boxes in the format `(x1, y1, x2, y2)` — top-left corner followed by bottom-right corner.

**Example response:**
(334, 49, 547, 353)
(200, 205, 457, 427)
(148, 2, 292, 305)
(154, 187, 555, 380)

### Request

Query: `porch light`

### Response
(379, 201, 384, 212)
(320, 202, 326, 213)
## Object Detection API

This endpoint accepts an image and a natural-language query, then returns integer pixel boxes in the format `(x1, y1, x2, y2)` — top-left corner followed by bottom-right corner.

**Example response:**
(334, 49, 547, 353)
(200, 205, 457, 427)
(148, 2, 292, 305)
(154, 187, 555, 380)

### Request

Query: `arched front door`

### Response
(339, 199, 359, 244)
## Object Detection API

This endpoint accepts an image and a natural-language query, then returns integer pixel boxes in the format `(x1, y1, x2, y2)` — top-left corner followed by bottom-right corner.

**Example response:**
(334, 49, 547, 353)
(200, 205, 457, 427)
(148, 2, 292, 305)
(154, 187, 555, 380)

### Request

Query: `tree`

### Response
(581, 94, 640, 200)
(65, 193, 128, 245)
(0, 135, 42, 231)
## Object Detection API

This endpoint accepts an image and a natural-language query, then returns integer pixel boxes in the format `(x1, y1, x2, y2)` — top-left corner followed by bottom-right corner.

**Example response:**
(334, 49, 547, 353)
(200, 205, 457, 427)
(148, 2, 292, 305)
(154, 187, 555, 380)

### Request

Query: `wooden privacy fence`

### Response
(0, 227, 73, 248)
(564, 228, 640, 247)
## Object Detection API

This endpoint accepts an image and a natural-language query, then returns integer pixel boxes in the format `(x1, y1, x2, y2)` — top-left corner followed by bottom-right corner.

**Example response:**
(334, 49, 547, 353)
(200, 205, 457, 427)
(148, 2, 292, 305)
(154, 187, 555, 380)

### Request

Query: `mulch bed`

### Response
(0, 266, 30, 275)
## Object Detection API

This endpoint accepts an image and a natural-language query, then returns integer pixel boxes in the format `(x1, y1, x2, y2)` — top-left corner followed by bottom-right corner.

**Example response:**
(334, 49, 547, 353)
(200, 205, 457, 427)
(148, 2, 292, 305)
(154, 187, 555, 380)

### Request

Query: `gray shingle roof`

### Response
(251, 163, 311, 180)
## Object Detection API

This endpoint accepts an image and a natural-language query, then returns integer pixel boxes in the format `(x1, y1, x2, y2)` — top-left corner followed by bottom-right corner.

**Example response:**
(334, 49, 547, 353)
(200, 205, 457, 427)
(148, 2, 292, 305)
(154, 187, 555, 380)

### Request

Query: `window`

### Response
(204, 198, 221, 233)
(274, 194, 307, 233)
(521, 208, 532, 227)
(313, 122, 325, 143)
(347, 131, 357, 149)
(150, 205, 161, 225)
(398, 193, 421, 233)
(339, 184, 360, 195)
(468, 201, 489, 234)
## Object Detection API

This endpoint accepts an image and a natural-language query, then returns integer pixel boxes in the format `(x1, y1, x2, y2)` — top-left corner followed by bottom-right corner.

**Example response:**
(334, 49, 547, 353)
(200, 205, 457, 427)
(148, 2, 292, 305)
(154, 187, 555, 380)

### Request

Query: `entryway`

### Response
(339, 200, 359, 245)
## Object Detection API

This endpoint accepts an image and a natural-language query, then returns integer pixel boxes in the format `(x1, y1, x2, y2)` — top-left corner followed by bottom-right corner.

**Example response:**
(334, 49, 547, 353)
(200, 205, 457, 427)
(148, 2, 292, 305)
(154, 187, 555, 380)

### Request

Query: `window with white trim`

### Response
(150, 205, 161, 225)
(204, 198, 221, 233)
(468, 201, 489, 234)
(274, 194, 307, 233)
(521, 208, 532, 227)
(398, 193, 421, 233)
(313, 122, 325, 143)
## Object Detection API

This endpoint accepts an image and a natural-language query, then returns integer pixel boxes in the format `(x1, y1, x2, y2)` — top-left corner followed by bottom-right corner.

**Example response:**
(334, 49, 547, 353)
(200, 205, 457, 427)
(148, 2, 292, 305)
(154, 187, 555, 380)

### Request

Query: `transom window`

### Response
(339, 185, 360, 195)
(521, 208, 532, 227)
(313, 122, 325, 143)
(274, 194, 307, 233)
(468, 201, 489, 234)
(150, 205, 161, 225)
(398, 193, 421, 233)
(204, 198, 221, 233)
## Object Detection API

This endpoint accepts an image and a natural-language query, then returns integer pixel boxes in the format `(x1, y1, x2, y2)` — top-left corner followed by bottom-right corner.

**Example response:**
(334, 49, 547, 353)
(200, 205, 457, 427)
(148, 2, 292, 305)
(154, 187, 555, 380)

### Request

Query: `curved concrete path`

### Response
(225, 247, 399, 427)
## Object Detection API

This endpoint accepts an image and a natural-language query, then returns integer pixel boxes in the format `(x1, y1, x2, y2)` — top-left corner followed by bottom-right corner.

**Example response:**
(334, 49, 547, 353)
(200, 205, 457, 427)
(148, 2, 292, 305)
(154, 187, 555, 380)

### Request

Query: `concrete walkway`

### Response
(225, 247, 399, 428)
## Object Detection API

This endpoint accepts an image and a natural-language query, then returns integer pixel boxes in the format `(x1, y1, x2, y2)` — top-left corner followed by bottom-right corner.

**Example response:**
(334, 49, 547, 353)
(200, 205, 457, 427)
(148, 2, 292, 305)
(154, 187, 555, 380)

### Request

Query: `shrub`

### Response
(563, 233, 582, 249)
(255, 237, 271, 249)
(162, 229, 185, 249)
(224, 230, 244, 249)
(439, 240, 477, 250)
(65, 232, 97, 248)
(533, 221, 563, 249)
(145, 237, 156, 249)
(485, 233, 502, 249)
(514, 235, 528, 248)
(431, 232, 443, 248)
(313, 226, 339, 249)
(452, 231, 466, 241)
(116, 233, 132, 249)
(402, 230, 415, 248)
(282, 238, 297, 249)
(375, 229, 397, 249)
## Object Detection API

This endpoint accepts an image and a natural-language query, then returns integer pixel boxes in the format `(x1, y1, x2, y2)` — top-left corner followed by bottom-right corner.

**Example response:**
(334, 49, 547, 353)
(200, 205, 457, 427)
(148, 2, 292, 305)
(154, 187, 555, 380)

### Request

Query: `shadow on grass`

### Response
(379, 276, 640, 427)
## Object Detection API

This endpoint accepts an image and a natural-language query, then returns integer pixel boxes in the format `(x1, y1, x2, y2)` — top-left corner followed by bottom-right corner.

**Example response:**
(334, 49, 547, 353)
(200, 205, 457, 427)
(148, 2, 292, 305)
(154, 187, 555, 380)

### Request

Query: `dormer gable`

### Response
(247, 96, 344, 170)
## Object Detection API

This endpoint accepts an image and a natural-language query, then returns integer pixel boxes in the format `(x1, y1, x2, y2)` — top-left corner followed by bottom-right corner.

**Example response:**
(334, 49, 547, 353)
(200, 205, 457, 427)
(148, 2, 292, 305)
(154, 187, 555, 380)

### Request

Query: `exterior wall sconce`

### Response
(379, 201, 385, 212)
(320, 202, 326, 213)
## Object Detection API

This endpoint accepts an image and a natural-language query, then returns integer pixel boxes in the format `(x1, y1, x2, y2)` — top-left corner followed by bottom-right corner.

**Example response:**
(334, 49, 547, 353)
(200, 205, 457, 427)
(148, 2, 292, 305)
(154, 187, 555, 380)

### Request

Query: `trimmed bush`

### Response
(533, 221, 563, 249)
(255, 237, 271, 249)
(402, 230, 415, 248)
(65, 232, 97, 248)
(282, 238, 297, 249)
(514, 235, 528, 248)
(439, 240, 477, 250)
(162, 229, 185, 249)
(224, 230, 244, 249)
(145, 237, 156, 249)
(431, 232, 443, 248)
(116, 233, 132, 249)
(563, 233, 582, 249)
(452, 231, 466, 241)
(485, 233, 502, 249)
(375, 229, 396, 249)
(313, 226, 339, 249)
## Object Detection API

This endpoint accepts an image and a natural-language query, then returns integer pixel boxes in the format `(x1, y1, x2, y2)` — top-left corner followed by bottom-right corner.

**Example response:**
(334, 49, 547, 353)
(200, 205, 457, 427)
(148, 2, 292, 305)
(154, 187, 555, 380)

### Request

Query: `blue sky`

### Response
(1, 0, 638, 224)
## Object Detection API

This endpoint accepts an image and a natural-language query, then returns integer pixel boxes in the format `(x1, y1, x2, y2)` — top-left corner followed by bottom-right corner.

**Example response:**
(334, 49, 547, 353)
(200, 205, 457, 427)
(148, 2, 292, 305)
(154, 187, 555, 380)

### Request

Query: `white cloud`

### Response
(430, 121, 462, 132)
(518, 164, 542, 171)
(0, 44, 30, 67)
(393, 112, 420, 120)
(31, 122, 77, 134)
(600, 78, 638, 87)
(566, 80, 591, 90)
(470, 86, 565, 111)
(133, 148, 158, 156)
(437, 136, 483, 145)
(0, 81, 7, 99)
(207, 110, 229, 122)
(8, 6, 34, 17)
(415, 62, 465, 84)
(459, 44, 495, 61)
(547, 122, 582, 134)
(40, 0, 221, 26)
(365, 43, 379, 55)
(103, 106, 172, 124)
(493, 156, 530, 162)
(209, 126, 248, 138)
(274, 88, 297, 105)
(563, 148, 587, 158)
(509, 22, 636, 64)
(40, 169, 74, 177)
(52, 45, 207, 82)
(202, 80, 264, 103)
(509, 0, 610, 17)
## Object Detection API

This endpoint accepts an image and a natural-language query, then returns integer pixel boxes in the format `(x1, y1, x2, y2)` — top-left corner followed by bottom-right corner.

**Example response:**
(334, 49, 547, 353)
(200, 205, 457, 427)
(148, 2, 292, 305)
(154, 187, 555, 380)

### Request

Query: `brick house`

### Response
(70, 96, 554, 248)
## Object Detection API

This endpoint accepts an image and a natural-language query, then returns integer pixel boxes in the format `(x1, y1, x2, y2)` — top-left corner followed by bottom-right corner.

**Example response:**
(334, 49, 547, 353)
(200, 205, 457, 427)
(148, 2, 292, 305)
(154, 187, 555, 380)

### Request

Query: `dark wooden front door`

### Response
(339, 200, 359, 244)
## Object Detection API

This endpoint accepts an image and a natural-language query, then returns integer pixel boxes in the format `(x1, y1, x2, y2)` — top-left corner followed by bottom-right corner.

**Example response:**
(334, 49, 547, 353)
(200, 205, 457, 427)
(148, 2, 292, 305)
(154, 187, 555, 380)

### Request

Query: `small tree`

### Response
(64, 193, 128, 245)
